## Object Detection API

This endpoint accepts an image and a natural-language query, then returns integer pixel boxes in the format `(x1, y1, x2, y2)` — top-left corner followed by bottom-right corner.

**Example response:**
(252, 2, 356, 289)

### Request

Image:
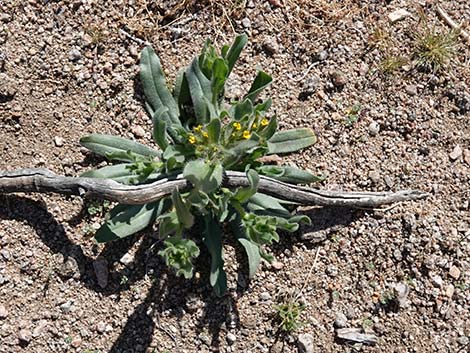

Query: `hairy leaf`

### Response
(223, 34, 248, 74)
(140, 47, 180, 126)
(245, 71, 272, 102)
(183, 160, 223, 194)
(95, 199, 171, 243)
(234, 169, 259, 203)
(203, 215, 227, 296)
(267, 128, 316, 154)
(171, 189, 194, 229)
(80, 134, 161, 161)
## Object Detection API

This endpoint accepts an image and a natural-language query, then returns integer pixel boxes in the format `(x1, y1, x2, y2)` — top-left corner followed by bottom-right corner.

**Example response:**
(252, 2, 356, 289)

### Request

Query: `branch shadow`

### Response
(0, 194, 367, 352)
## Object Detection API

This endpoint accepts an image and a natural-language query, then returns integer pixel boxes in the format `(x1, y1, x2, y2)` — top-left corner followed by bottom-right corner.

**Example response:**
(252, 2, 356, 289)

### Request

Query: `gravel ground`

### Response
(0, 1, 469, 352)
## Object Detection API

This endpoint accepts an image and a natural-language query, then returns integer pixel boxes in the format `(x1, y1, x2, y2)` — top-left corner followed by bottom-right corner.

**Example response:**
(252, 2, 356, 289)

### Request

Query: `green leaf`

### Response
(258, 165, 325, 184)
(275, 214, 311, 232)
(81, 164, 160, 184)
(186, 58, 214, 124)
(159, 237, 200, 279)
(183, 160, 223, 194)
(238, 237, 261, 278)
(245, 71, 272, 102)
(81, 164, 134, 183)
(224, 34, 248, 74)
(80, 134, 161, 161)
(234, 169, 259, 203)
(207, 118, 221, 143)
(203, 215, 227, 296)
(140, 47, 180, 126)
(158, 210, 180, 238)
(247, 193, 292, 218)
(152, 112, 169, 150)
(259, 115, 277, 140)
(171, 189, 194, 229)
(95, 199, 171, 243)
(254, 98, 272, 113)
(174, 70, 192, 126)
(211, 58, 229, 102)
(267, 128, 316, 154)
(233, 99, 253, 121)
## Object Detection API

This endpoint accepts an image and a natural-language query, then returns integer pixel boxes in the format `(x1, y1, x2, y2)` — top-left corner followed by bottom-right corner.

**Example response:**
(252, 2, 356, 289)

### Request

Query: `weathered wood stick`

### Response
(0, 168, 428, 208)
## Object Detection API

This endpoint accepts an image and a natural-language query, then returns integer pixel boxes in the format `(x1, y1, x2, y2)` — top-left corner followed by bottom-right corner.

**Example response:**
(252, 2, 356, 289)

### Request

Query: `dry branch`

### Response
(0, 168, 428, 208)
(436, 5, 470, 43)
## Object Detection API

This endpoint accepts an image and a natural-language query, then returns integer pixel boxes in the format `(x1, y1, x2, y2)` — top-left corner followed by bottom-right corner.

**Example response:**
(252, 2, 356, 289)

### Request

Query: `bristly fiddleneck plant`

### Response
(79, 34, 321, 295)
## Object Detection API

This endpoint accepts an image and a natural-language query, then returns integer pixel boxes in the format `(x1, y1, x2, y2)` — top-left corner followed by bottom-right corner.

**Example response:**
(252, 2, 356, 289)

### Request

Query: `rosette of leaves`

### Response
(79, 34, 321, 295)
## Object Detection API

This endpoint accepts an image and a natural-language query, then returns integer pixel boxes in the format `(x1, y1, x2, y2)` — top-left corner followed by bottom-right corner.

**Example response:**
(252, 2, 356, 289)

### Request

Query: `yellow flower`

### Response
(202, 131, 209, 138)
(233, 122, 241, 130)
(242, 130, 251, 139)
(252, 123, 257, 129)
(188, 135, 196, 144)
(261, 118, 269, 126)
(194, 125, 202, 132)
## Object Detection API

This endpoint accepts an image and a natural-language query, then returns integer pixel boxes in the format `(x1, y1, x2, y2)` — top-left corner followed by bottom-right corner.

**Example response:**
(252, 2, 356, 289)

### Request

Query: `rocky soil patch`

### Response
(0, 1, 469, 352)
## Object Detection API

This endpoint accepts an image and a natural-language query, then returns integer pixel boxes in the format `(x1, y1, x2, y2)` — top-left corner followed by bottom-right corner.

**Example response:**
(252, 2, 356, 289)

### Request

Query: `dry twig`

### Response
(436, 5, 470, 43)
(0, 168, 428, 208)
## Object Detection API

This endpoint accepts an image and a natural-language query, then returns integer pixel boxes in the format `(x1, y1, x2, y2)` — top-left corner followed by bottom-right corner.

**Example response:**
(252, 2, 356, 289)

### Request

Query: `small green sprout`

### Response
(275, 298, 305, 333)
(412, 26, 458, 73)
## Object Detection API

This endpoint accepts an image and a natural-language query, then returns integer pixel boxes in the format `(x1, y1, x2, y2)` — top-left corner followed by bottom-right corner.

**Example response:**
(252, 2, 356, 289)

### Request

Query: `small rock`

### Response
(263, 37, 279, 54)
(59, 300, 73, 313)
(384, 176, 394, 188)
(119, 252, 134, 267)
(393, 282, 409, 308)
(457, 336, 469, 346)
(334, 312, 348, 328)
(0, 13, 12, 22)
(301, 231, 326, 243)
(449, 265, 461, 279)
(369, 171, 381, 184)
(336, 328, 377, 345)
(300, 75, 320, 99)
(405, 85, 417, 96)
(71, 336, 82, 348)
(259, 292, 271, 301)
(18, 329, 32, 344)
(59, 257, 80, 278)
(297, 333, 314, 353)
(444, 284, 455, 298)
(0, 249, 10, 260)
(44, 87, 54, 95)
(93, 258, 109, 289)
(393, 248, 402, 261)
(241, 17, 251, 28)
(463, 149, 470, 165)
(449, 145, 462, 161)
(330, 71, 347, 88)
(326, 265, 338, 277)
(271, 261, 284, 270)
(68, 48, 82, 62)
(54, 136, 64, 147)
(0, 304, 8, 319)
(132, 125, 146, 138)
(431, 275, 443, 288)
(32, 320, 48, 337)
(388, 9, 412, 23)
(226, 332, 237, 345)
(368, 121, 380, 136)
(96, 322, 106, 334)
(314, 50, 328, 62)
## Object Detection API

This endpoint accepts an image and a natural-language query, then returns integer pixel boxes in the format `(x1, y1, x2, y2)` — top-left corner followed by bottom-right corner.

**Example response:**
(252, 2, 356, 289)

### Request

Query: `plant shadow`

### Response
(0, 194, 366, 352)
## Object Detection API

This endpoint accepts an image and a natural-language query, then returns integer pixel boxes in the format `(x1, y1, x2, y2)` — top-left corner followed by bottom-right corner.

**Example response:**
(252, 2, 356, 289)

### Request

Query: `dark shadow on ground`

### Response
(0, 194, 367, 352)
